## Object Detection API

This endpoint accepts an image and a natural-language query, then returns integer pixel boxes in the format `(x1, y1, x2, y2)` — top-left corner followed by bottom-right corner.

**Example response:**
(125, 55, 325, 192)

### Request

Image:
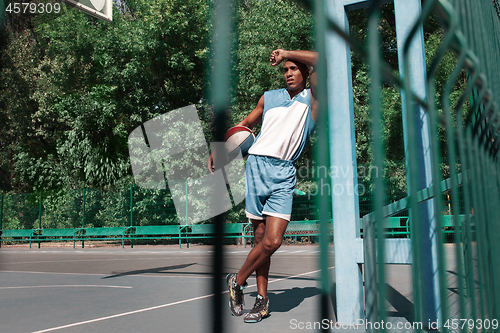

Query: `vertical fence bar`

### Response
(82, 188, 86, 248)
(209, 0, 233, 330)
(440, 18, 468, 323)
(185, 179, 188, 226)
(37, 199, 42, 248)
(0, 0, 4, 25)
(327, 1, 364, 324)
(422, 2, 462, 329)
(0, 194, 3, 248)
(313, 0, 332, 328)
(476, 140, 494, 322)
(130, 185, 133, 228)
(130, 185, 134, 249)
(466, 130, 487, 323)
(185, 180, 189, 249)
(397, 0, 442, 326)
(0, 193, 3, 230)
(402, 24, 424, 331)
(451, 45, 478, 323)
(367, 1, 386, 329)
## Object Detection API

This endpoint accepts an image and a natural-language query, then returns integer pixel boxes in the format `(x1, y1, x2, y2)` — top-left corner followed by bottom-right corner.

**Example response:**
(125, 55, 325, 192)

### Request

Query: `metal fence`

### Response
(2, 0, 500, 332)
(356, 0, 500, 333)
(204, 0, 500, 331)
(0, 180, 335, 231)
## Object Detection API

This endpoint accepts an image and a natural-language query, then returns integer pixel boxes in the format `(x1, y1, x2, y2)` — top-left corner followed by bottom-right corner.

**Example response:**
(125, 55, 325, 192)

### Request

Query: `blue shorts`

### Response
(245, 154, 296, 221)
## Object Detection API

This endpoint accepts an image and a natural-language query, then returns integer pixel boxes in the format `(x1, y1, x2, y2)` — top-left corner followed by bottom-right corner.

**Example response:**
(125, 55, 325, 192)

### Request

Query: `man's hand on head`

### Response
(270, 49, 287, 66)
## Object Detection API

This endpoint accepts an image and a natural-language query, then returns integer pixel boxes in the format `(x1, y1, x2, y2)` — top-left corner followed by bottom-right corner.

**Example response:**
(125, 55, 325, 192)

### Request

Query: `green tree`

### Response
(0, 0, 210, 194)
(0, 0, 469, 225)
(348, 4, 467, 204)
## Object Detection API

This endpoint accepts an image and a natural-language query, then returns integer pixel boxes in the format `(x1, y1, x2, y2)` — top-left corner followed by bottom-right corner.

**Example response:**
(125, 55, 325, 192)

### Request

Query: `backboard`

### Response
(62, 0, 112, 22)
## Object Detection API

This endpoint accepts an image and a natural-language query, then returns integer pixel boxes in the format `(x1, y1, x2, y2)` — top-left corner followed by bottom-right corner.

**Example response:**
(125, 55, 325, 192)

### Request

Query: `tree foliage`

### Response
(0, 0, 468, 225)
(0, 0, 209, 194)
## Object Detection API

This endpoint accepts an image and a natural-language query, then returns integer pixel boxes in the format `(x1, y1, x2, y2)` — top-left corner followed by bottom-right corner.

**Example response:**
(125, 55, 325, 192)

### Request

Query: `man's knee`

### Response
(253, 228, 265, 244)
(252, 221, 266, 244)
(261, 235, 283, 253)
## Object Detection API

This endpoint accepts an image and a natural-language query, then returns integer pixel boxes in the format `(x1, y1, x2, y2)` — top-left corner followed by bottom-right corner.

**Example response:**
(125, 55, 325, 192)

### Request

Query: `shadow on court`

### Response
(103, 263, 198, 279)
(385, 284, 414, 323)
(249, 286, 320, 313)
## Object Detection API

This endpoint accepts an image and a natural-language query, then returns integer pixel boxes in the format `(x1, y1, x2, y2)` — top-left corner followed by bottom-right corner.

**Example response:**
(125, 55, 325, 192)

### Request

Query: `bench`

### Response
(385, 217, 410, 238)
(126, 225, 187, 248)
(36, 228, 84, 248)
(186, 223, 252, 248)
(284, 220, 333, 242)
(77, 227, 131, 248)
(359, 217, 409, 238)
(0, 229, 39, 248)
(441, 214, 466, 234)
(360, 215, 472, 239)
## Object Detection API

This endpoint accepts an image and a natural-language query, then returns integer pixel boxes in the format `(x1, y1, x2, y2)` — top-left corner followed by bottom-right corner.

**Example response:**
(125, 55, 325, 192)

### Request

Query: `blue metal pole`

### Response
(327, 0, 364, 324)
(394, 0, 440, 325)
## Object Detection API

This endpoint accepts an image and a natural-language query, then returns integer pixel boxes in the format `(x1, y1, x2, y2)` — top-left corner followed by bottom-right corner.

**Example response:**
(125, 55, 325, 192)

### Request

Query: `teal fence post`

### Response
(185, 179, 188, 249)
(0, 194, 3, 230)
(209, 0, 233, 329)
(185, 179, 188, 225)
(0, 0, 3, 256)
(130, 185, 133, 249)
(82, 188, 86, 248)
(313, 0, 332, 326)
(0, 194, 3, 248)
(38, 199, 42, 248)
(0, 0, 4, 27)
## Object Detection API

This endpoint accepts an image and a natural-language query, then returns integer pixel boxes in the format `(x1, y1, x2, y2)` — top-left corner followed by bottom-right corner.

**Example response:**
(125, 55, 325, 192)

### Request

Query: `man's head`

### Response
(283, 60, 310, 95)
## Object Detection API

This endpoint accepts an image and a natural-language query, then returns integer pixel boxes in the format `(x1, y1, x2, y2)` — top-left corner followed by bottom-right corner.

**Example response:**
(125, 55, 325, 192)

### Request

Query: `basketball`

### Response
(224, 126, 256, 159)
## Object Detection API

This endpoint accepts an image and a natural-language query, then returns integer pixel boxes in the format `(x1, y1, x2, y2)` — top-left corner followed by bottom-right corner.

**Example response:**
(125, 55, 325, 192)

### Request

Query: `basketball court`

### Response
(0, 245, 333, 333)
(0, 244, 429, 333)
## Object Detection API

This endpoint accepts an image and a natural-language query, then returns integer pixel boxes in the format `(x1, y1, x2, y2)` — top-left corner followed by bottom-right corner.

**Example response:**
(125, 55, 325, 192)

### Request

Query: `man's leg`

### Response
(236, 215, 288, 288)
(251, 218, 271, 298)
(238, 215, 287, 323)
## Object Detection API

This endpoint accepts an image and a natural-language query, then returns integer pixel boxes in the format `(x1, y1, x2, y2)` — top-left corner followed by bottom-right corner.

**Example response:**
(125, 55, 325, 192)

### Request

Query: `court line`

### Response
(2, 257, 189, 265)
(0, 285, 132, 290)
(0, 270, 213, 279)
(30, 267, 334, 333)
(0, 270, 108, 276)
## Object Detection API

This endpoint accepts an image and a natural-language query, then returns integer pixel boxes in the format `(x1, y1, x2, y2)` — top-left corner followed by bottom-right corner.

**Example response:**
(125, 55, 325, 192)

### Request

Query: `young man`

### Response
(209, 49, 318, 323)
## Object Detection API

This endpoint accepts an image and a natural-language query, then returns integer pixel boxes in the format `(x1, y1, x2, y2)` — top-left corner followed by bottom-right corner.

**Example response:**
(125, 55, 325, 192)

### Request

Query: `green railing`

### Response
(0, 183, 335, 231)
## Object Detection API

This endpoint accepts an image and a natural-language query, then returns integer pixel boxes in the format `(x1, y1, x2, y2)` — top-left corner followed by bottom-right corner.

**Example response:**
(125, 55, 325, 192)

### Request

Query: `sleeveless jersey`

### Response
(248, 88, 315, 163)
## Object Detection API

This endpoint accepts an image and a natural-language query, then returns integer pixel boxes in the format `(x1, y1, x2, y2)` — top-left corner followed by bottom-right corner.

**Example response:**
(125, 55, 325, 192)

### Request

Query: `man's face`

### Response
(283, 60, 307, 91)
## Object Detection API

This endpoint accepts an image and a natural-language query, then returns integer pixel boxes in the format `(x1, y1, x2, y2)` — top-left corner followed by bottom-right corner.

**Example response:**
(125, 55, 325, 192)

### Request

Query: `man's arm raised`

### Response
(270, 49, 319, 122)
(269, 49, 318, 68)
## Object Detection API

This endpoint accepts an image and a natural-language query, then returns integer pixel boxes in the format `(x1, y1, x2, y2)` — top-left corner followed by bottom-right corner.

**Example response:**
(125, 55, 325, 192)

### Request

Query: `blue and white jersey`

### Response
(248, 88, 315, 163)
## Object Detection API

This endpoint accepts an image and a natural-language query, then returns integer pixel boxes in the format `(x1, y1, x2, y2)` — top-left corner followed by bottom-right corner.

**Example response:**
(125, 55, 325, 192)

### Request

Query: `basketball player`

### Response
(209, 49, 318, 323)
